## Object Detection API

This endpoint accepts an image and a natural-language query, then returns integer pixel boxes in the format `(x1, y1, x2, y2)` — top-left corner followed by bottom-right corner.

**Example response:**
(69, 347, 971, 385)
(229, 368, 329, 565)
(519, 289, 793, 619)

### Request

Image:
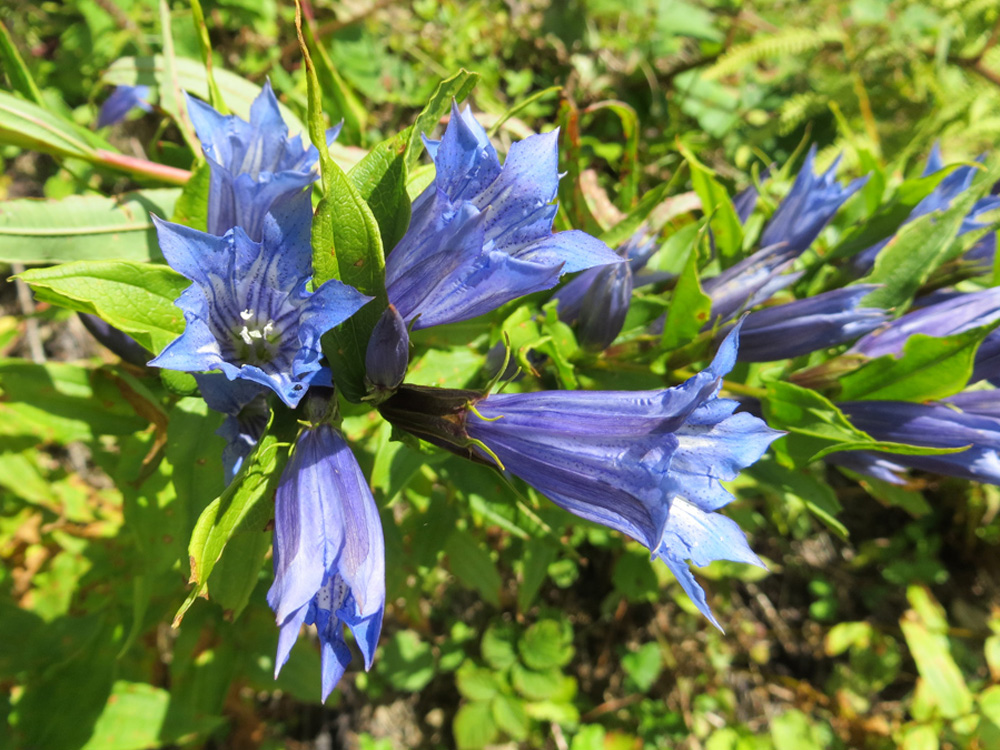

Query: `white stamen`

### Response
(239, 326, 254, 346)
(263, 320, 275, 336)
(240, 309, 254, 321)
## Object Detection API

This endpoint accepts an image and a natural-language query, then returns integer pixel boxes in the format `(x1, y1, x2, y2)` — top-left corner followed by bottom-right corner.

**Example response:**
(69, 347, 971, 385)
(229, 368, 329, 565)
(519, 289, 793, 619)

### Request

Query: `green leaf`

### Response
(0, 20, 44, 106)
(348, 131, 411, 253)
(491, 694, 530, 741)
(586, 101, 640, 209)
(170, 160, 211, 231)
(678, 142, 743, 266)
(453, 701, 499, 750)
(518, 538, 557, 612)
(900, 587, 973, 719)
(18, 260, 187, 353)
(660, 239, 712, 351)
(175, 430, 287, 625)
(837, 325, 1000, 402)
(621, 642, 663, 692)
(0, 361, 149, 443)
(455, 661, 502, 701)
(0, 89, 111, 161)
(206, 530, 270, 620)
(80, 681, 171, 750)
(379, 630, 436, 692)
(748, 457, 847, 539)
(518, 618, 574, 671)
(405, 70, 479, 171)
(770, 709, 824, 750)
(481, 622, 519, 671)
(188, 0, 228, 114)
(0, 189, 180, 264)
(444, 529, 502, 608)
(860, 165, 997, 311)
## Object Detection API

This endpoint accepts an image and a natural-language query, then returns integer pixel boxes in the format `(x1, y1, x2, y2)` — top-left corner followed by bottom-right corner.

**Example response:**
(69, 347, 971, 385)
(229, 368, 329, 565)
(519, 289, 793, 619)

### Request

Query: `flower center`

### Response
(233, 307, 280, 365)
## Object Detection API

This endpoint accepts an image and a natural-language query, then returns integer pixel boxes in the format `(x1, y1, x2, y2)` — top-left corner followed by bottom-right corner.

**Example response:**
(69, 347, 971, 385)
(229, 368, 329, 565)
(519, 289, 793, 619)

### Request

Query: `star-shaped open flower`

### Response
(385, 104, 621, 330)
(186, 80, 339, 239)
(149, 193, 371, 408)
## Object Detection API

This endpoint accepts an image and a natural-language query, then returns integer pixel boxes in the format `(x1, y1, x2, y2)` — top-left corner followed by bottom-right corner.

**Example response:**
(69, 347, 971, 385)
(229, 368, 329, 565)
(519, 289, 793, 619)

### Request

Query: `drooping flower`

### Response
(732, 285, 887, 362)
(384, 104, 621, 330)
(379, 327, 781, 626)
(757, 145, 868, 261)
(149, 192, 371, 408)
(831, 400, 1000, 485)
(268, 412, 385, 701)
(186, 80, 340, 240)
(78, 312, 153, 367)
(97, 85, 152, 128)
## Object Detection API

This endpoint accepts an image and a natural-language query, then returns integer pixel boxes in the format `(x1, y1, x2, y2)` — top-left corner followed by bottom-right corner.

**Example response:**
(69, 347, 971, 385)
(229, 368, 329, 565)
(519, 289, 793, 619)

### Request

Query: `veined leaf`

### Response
(18, 260, 187, 353)
(0, 89, 110, 160)
(837, 324, 1000, 402)
(0, 189, 180, 264)
(0, 20, 44, 106)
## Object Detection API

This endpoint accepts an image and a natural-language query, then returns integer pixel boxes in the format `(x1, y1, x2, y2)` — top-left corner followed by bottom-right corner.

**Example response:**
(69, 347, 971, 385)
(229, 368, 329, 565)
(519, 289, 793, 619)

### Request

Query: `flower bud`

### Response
(365, 305, 409, 392)
(576, 261, 633, 351)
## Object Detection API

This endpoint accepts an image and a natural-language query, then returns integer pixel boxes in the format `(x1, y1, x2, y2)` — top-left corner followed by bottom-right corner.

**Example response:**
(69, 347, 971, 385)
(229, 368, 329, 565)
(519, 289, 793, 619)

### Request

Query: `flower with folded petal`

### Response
(385, 104, 621, 330)
(268, 420, 385, 701)
(186, 81, 340, 240)
(732, 285, 888, 362)
(149, 193, 371, 408)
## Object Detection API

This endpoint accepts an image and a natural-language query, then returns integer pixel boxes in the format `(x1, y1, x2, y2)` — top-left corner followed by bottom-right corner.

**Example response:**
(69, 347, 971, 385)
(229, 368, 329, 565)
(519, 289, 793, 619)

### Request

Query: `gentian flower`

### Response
(149, 192, 371, 408)
(385, 104, 621, 330)
(365, 304, 409, 392)
(268, 403, 385, 701)
(849, 287, 1000, 366)
(831, 400, 1000, 485)
(97, 84, 152, 128)
(380, 327, 781, 626)
(79, 312, 154, 367)
(757, 145, 868, 262)
(186, 81, 340, 239)
(852, 145, 998, 273)
(732, 285, 887, 362)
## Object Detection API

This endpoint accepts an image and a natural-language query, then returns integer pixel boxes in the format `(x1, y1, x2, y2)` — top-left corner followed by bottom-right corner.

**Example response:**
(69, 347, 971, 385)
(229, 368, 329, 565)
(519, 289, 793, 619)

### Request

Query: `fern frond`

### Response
(702, 26, 842, 80)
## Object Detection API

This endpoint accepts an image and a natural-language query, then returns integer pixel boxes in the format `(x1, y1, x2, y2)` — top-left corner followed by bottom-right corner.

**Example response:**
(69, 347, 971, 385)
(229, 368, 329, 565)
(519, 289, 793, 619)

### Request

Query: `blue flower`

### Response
(149, 193, 371, 408)
(733, 285, 888, 361)
(268, 423, 385, 701)
(758, 145, 868, 261)
(849, 287, 1000, 370)
(833, 399, 1000, 485)
(701, 247, 802, 322)
(852, 146, 997, 273)
(97, 85, 152, 128)
(385, 104, 621, 330)
(79, 312, 153, 367)
(186, 81, 340, 240)
(465, 327, 781, 626)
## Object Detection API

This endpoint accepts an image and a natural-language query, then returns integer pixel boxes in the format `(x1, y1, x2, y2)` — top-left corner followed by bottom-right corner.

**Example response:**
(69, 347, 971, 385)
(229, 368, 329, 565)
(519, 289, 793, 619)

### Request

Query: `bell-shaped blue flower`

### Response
(733, 285, 888, 361)
(465, 326, 781, 627)
(148, 193, 371, 408)
(385, 104, 621, 330)
(701, 247, 802, 323)
(574, 261, 634, 351)
(97, 84, 153, 128)
(833, 399, 1000, 485)
(186, 81, 340, 240)
(267, 422, 385, 701)
(758, 145, 868, 261)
